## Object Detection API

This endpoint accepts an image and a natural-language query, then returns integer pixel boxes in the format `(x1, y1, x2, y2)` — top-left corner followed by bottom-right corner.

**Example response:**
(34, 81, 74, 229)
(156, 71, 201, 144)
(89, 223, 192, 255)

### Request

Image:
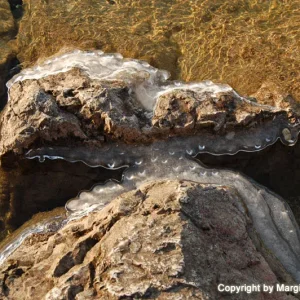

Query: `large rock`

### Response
(0, 180, 296, 299)
(0, 68, 297, 159)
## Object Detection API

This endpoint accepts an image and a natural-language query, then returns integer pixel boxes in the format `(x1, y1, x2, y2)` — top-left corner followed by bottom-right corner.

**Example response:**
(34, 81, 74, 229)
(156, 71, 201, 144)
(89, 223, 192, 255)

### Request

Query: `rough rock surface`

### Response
(0, 180, 296, 299)
(0, 1, 15, 37)
(251, 81, 300, 115)
(0, 68, 298, 159)
(0, 0, 17, 109)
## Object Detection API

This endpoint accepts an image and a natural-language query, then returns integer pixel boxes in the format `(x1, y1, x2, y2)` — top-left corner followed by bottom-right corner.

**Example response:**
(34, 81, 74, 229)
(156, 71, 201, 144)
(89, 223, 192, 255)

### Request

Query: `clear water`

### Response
(11, 0, 300, 101)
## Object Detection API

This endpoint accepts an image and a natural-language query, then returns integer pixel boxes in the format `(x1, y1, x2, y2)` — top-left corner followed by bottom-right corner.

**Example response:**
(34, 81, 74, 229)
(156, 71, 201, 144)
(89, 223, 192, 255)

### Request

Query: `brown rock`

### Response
(0, 0, 17, 109)
(0, 1, 15, 37)
(1, 68, 297, 159)
(0, 180, 296, 299)
(251, 81, 300, 115)
(0, 68, 150, 158)
(152, 88, 289, 133)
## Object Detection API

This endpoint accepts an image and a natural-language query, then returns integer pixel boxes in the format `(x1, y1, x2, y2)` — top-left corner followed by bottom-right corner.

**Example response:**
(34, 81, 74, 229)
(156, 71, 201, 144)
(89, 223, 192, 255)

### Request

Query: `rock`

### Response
(0, 180, 296, 299)
(1, 68, 297, 159)
(251, 81, 300, 115)
(151, 87, 297, 133)
(0, 68, 148, 159)
(0, 1, 15, 37)
(0, 44, 14, 109)
(0, 0, 17, 109)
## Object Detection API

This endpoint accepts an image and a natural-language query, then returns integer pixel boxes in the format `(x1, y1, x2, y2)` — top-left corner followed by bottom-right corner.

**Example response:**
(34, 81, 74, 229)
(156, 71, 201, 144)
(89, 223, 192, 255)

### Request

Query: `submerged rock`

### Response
(0, 180, 296, 299)
(0, 0, 17, 109)
(0, 45, 14, 109)
(0, 1, 15, 37)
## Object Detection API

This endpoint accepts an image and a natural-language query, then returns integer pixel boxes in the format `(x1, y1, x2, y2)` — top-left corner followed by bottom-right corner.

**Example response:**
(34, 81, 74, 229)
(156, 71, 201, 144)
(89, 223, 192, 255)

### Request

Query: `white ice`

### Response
(7, 50, 233, 111)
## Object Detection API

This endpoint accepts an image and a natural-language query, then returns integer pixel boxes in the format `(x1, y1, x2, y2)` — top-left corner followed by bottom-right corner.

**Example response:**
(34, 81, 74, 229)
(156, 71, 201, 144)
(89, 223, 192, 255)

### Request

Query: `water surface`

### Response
(12, 0, 300, 100)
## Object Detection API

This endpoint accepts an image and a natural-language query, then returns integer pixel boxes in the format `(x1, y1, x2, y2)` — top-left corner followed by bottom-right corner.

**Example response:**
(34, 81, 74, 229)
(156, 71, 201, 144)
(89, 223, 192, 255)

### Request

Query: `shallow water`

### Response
(1, 1, 300, 108)
(10, 0, 299, 101)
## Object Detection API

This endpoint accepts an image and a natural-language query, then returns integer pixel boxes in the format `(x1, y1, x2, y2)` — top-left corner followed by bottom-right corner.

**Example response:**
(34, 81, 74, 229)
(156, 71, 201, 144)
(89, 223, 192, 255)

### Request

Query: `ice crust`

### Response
(7, 50, 233, 111)
(25, 135, 300, 282)
(3, 50, 300, 283)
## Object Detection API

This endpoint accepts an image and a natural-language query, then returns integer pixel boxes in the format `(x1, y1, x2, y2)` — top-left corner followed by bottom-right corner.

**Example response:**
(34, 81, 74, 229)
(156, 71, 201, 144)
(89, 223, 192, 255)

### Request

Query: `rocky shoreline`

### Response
(0, 51, 300, 299)
(0, 0, 300, 299)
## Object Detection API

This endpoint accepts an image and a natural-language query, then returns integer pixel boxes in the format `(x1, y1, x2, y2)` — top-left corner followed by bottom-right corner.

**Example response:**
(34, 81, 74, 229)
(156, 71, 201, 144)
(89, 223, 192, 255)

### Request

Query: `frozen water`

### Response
(7, 50, 233, 111)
